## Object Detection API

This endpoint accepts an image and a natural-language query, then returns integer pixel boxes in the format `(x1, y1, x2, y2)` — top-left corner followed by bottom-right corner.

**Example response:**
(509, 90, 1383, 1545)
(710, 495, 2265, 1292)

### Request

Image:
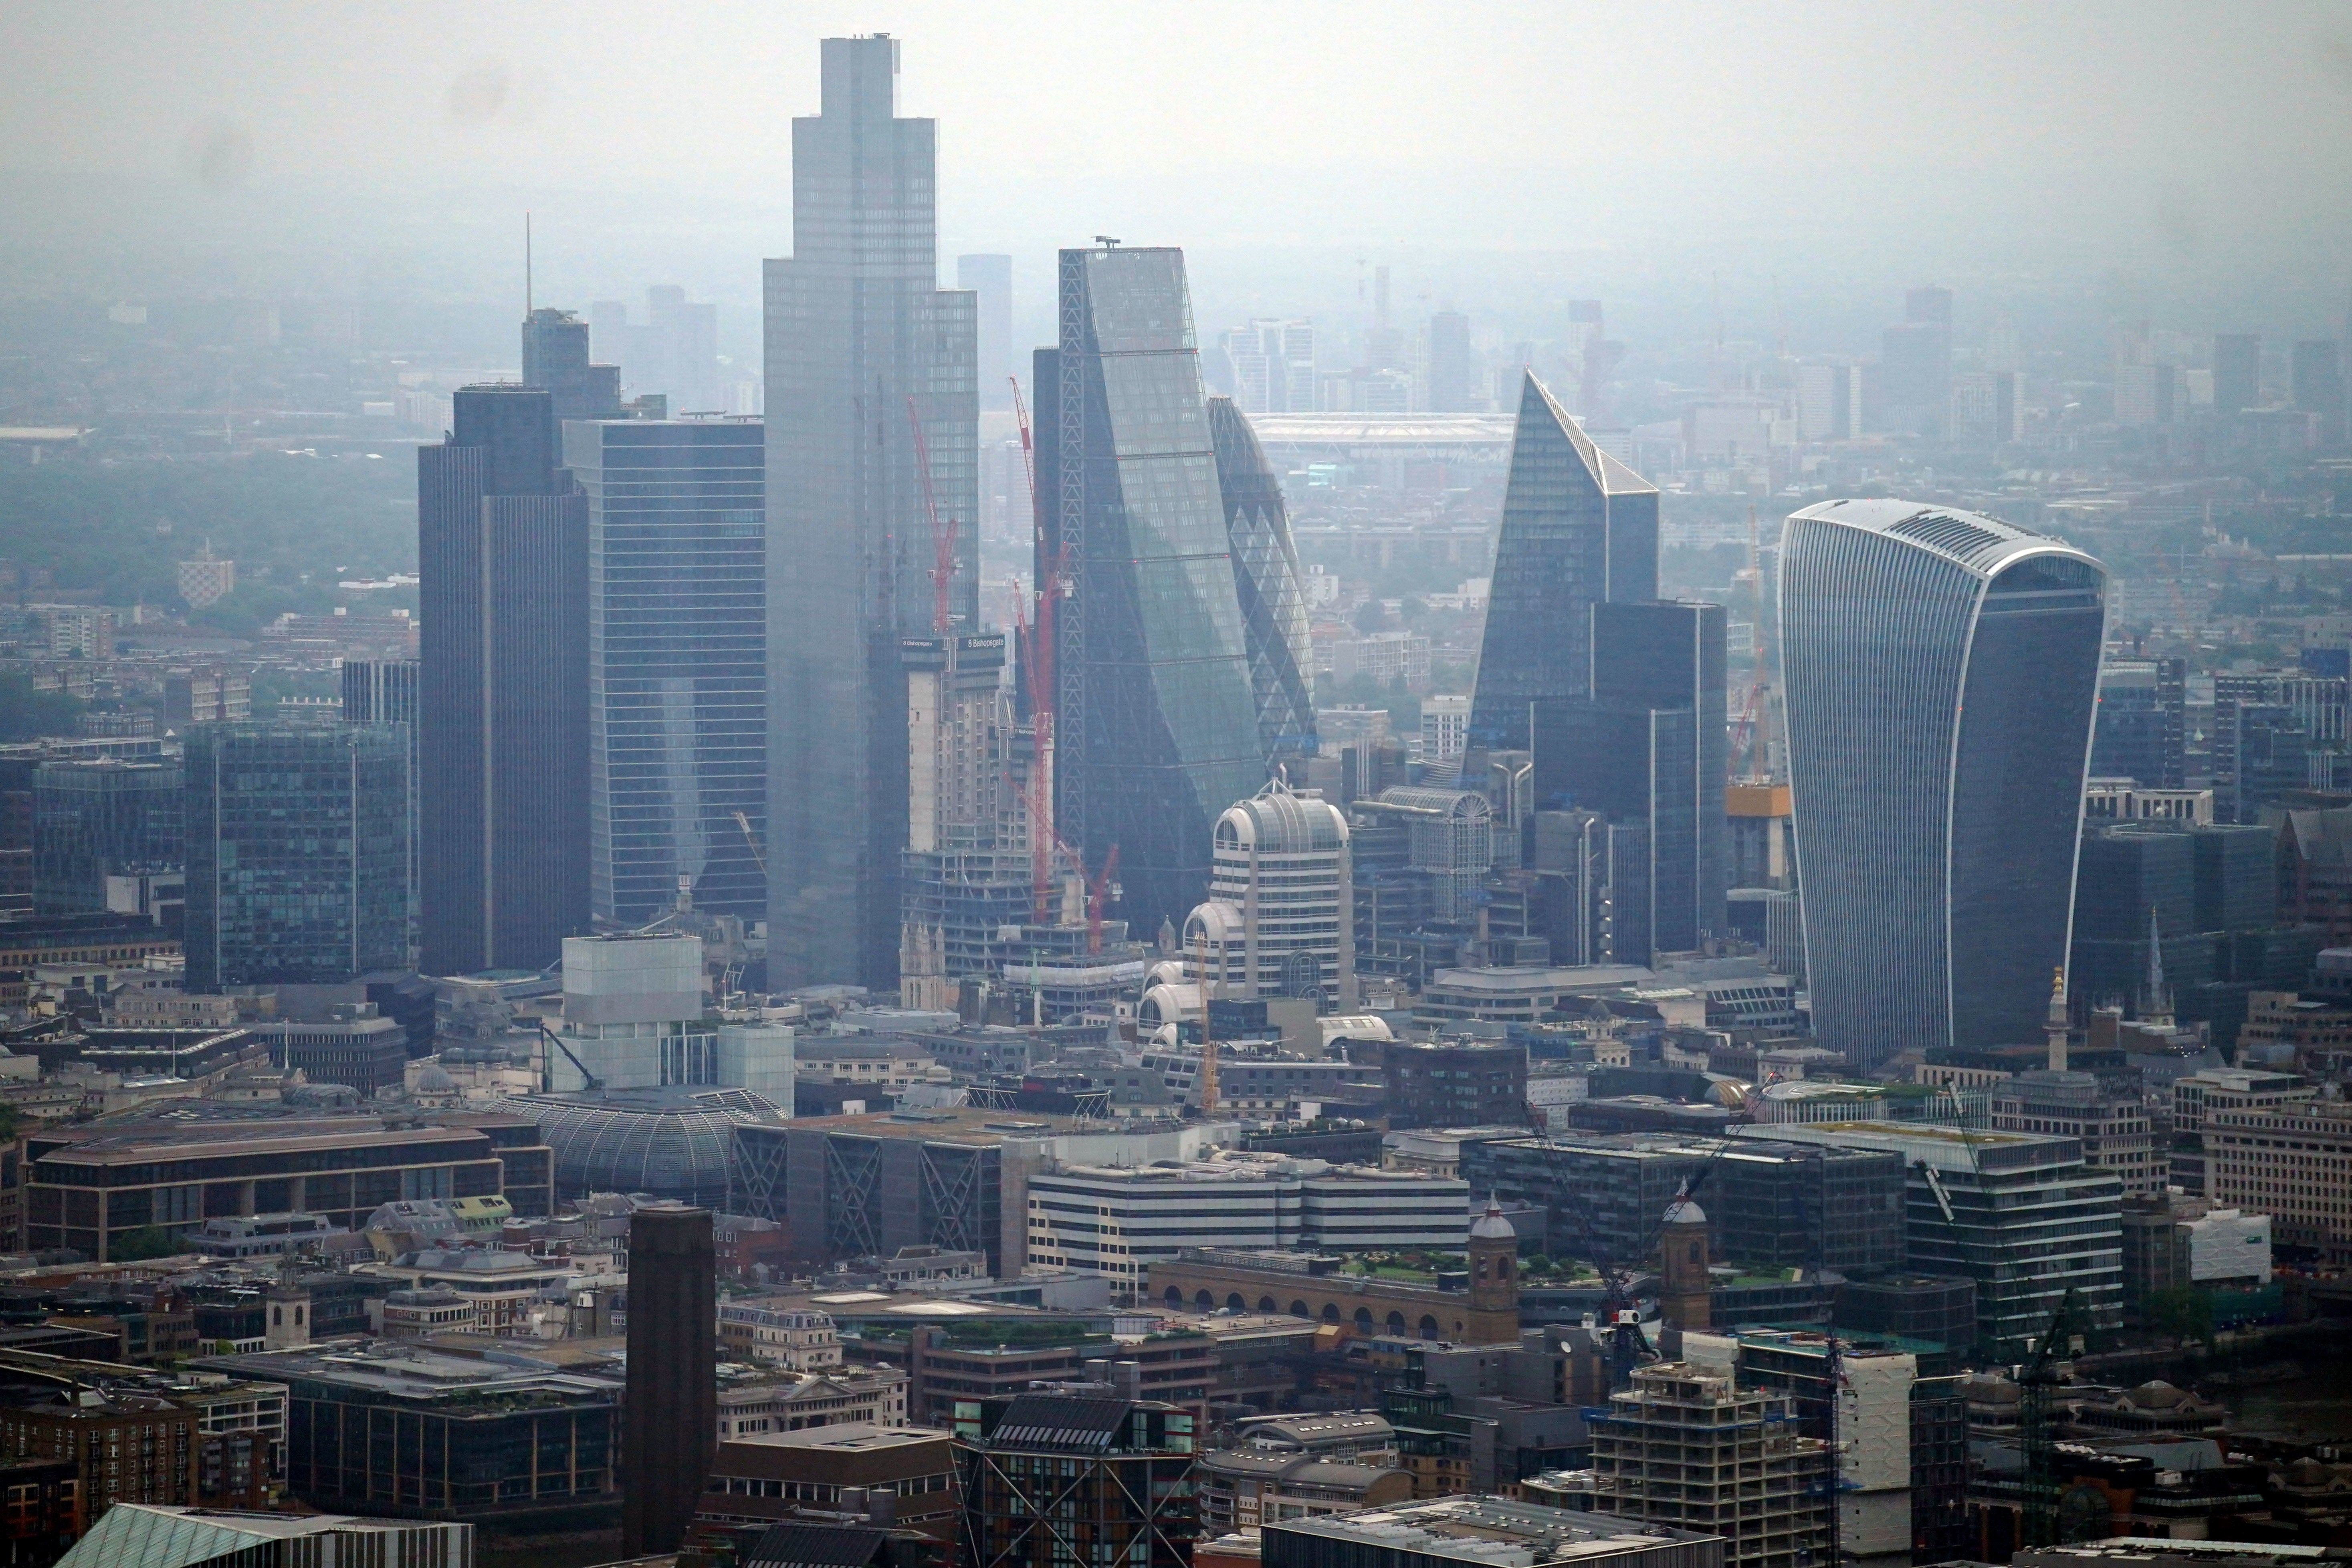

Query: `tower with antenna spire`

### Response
(2139, 906, 2175, 1026)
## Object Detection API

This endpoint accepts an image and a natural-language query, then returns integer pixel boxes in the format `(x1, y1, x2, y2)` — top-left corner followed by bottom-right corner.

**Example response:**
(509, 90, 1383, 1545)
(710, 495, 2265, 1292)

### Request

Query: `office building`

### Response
(2206, 1097, 2352, 1263)
(164, 663, 252, 727)
(1427, 312, 1476, 413)
(959, 254, 1013, 408)
(418, 382, 590, 975)
(1220, 319, 1317, 414)
(32, 758, 181, 916)
(2092, 658, 2188, 789)
(1725, 782, 1794, 892)
(1585, 1363, 1830, 1568)
(24, 1110, 553, 1259)
(1469, 373, 1658, 754)
(1197, 1450, 1411, 1534)
(767, 35, 978, 992)
(1030, 1156, 1466, 1300)
(1185, 777, 1352, 1008)
(626, 1204, 716, 1556)
(1210, 397, 1319, 768)
(2293, 339, 2345, 443)
(566, 417, 767, 926)
(547, 931, 791, 1095)
(590, 285, 723, 415)
(1262, 1497, 1723, 1568)
(1421, 695, 1470, 770)
(701, 1423, 961, 1540)
(1991, 1072, 2159, 1197)
(1531, 601, 1727, 962)
(2213, 334, 2261, 416)
(197, 1340, 614, 1525)
(1039, 244, 1264, 938)
(55, 1504, 471, 1568)
(955, 1394, 1198, 1568)
(248, 1006, 410, 1097)
(182, 724, 408, 993)
(1949, 370, 2024, 445)
(1795, 362, 1860, 442)
(343, 657, 419, 943)
(1779, 501, 2106, 1068)
(1381, 1040, 1526, 1130)
(1740, 1122, 2123, 1356)
(1465, 1132, 1905, 1279)
(523, 306, 623, 420)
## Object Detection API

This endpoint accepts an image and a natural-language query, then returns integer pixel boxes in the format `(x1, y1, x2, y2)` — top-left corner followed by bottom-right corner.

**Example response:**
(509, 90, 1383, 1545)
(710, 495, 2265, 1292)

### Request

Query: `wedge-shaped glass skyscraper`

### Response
(1208, 396, 1318, 769)
(1037, 245, 1264, 939)
(1469, 372, 1659, 753)
(1780, 500, 2107, 1068)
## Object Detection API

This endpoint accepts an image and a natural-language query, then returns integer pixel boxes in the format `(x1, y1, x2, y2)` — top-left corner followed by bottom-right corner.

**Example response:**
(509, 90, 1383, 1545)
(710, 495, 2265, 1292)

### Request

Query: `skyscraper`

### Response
(182, 724, 409, 993)
(1183, 776, 1353, 1008)
(1531, 601, 1727, 962)
(1427, 310, 1475, 413)
(766, 35, 978, 990)
(566, 418, 767, 929)
(418, 383, 591, 976)
(1037, 244, 1264, 938)
(957, 254, 1013, 409)
(1468, 372, 1659, 754)
(522, 308, 623, 421)
(2213, 333, 2261, 416)
(1779, 500, 2106, 1068)
(1208, 397, 1317, 769)
(341, 658, 419, 955)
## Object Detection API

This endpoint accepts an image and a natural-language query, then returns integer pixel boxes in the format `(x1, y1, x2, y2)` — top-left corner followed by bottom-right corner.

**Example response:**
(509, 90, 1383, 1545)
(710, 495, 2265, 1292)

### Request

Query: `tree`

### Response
(108, 1226, 188, 1262)
(2146, 1285, 2215, 1348)
(1352, 598, 1389, 634)
(0, 672, 84, 743)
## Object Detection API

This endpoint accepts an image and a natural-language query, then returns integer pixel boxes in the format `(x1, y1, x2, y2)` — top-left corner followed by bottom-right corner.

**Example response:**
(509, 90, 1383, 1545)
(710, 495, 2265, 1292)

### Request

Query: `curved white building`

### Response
(1183, 778, 1354, 1009)
(1779, 500, 2106, 1068)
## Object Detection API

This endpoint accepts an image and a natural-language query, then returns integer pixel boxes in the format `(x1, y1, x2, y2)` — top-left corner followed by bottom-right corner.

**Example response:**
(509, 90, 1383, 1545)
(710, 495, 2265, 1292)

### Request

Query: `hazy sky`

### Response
(5, 1, 2349, 348)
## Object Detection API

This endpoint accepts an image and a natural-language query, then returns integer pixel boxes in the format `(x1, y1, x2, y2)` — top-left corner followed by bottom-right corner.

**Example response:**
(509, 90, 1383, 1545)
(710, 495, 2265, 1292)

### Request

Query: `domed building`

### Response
(1184, 777, 1353, 1010)
(495, 1087, 785, 1211)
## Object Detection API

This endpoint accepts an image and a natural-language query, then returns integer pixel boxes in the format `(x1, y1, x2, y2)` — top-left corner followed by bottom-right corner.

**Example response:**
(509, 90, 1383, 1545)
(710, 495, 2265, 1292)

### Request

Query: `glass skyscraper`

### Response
(765, 35, 977, 990)
(1208, 396, 1318, 770)
(1468, 372, 1659, 753)
(182, 723, 409, 993)
(1779, 500, 2107, 1067)
(566, 418, 767, 929)
(1532, 600, 1727, 962)
(417, 383, 590, 975)
(1036, 245, 1265, 940)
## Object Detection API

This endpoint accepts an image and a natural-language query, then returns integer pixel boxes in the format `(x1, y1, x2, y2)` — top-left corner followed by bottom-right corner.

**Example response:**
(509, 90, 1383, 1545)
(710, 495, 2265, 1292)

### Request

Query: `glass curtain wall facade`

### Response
(765, 35, 978, 991)
(1469, 372, 1659, 753)
(418, 383, 591, 976)
(567, 419, 767, 928)
(31, 760, 182, 916)
(341, 659, 418, 957)
(1038, 244, 1265, 940)
(1208, 397, 1318, 770)
(1779, 500, 2106, 1068)
(182, 723, 409, 993)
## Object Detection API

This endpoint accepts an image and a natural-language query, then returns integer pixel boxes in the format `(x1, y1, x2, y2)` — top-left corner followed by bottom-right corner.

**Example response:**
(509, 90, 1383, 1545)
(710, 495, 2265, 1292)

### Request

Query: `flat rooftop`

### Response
(723, 1422, 947, 1453)
(1268, 1496, 1720, 1565)
(760, 1107, 1088, 1144)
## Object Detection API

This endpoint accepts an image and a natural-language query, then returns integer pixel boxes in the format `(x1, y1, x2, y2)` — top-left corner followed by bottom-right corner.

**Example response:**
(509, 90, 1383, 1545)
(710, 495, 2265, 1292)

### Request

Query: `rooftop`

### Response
(765, 1107, 1087, 1145)
(723, 1422, 947, 1455)
(1265, 1495, 1720, 1565)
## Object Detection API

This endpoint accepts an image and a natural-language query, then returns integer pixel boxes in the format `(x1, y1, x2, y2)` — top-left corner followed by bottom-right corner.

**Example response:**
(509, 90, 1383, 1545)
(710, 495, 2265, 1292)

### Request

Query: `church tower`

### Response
(1466, 1194, 1521, 1343)
(1658, 1184, 1711, 1332)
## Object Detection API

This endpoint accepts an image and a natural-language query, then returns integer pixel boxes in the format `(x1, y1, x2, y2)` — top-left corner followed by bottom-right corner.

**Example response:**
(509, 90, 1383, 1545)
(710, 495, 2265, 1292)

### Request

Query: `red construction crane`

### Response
(1009, 377, 1070, 922)
(1084, 843, 1121, 955)
(905, 397, 959, 636)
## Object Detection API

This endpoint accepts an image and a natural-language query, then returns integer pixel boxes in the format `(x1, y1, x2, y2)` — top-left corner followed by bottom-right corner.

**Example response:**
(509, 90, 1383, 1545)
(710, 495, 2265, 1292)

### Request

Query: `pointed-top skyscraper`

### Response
(1469, 372, 1660, 753)
(765, 36, 978, 989)
(1208, 396, 1318, 769)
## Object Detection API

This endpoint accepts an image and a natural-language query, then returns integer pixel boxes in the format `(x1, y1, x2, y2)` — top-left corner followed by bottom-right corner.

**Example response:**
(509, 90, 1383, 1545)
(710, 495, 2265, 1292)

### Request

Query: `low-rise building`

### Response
(721, 1302, 844, 1369)
(2205, 1096, 2352, 1263)
(1197, 1450, 1412, 1534)
(953, 1393, 1199, 1568)
(699, 1422, 961, 1539)
(1260, 1495, 1724, 1568)
(717, 1364, 909, 1440)
(54, 1503, 469, 1568)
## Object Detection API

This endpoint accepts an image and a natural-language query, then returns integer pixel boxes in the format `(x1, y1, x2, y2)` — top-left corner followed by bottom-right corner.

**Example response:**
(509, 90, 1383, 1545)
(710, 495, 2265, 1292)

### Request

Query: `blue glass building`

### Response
(182, 723, 410, 993)
(1208, 396, 1318, 769)
(1468, 372, 1659, 752)
(32, 759, 182, 916)
(565, 419, 766, 928)
(1037, 245, 1265, 939)
(1779, 500, 2107, 1066)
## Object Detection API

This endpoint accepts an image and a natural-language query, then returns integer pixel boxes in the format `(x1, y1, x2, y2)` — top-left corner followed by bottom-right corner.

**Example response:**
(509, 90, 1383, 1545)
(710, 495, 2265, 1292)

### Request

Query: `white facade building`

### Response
(1184, 777, 1354, 1009)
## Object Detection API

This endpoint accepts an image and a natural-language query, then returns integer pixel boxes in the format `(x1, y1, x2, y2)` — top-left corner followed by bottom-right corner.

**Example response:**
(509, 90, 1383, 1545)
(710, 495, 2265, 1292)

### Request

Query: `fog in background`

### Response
(4, 0, 2350, 365)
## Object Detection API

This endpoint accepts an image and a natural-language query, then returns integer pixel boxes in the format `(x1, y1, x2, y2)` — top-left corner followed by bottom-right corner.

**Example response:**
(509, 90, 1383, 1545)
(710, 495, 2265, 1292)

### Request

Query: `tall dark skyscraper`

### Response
(1208, 397, 1318, 769)
(1468, 371, 1659, 753)
(418, 384, 590, 976)
(765, 35, 977, 990)
(1780, 500, 2106, 1068)
(522, 308, 623, 421)
(1532, 601, 1727, 962)
(2213, 333, 2261, 416)
(1037, 244, 1265, 940)
(622, 1204, 715, 1556)
(183, 724, 409, 993)
(566, 418, 767, 928)
(959, 253, 1013, 409)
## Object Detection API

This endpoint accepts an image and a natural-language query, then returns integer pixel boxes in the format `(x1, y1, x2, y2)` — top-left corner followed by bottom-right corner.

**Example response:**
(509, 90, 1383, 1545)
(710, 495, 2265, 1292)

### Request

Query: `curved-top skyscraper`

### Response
(1779, 500, 2106, 1068)
(1207, 396, 1318, 769)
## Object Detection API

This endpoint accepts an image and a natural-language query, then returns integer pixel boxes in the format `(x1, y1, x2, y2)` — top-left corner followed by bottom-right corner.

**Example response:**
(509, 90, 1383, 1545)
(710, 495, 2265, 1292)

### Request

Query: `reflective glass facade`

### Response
(1468, 372, 1658, 752)
(765, 35, 978, 989)
(1041, 246, 1265, 939)
(1780, 500, 2106, 1067)
(1208, 397, 1318, 767)
(31, 759, 182, 915)
(566, 419, 766, 928)
(182, 723, 410, 993)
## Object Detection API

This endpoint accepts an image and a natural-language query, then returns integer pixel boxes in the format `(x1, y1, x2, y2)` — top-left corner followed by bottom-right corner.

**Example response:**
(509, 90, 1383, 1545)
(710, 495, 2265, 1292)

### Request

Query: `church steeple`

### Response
(2140, 906, 2175, 1027)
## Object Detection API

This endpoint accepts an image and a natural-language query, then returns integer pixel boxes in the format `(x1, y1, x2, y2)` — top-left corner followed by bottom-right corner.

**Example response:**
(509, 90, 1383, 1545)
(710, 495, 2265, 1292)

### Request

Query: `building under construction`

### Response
(1583, 1363, 1831, 1568)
